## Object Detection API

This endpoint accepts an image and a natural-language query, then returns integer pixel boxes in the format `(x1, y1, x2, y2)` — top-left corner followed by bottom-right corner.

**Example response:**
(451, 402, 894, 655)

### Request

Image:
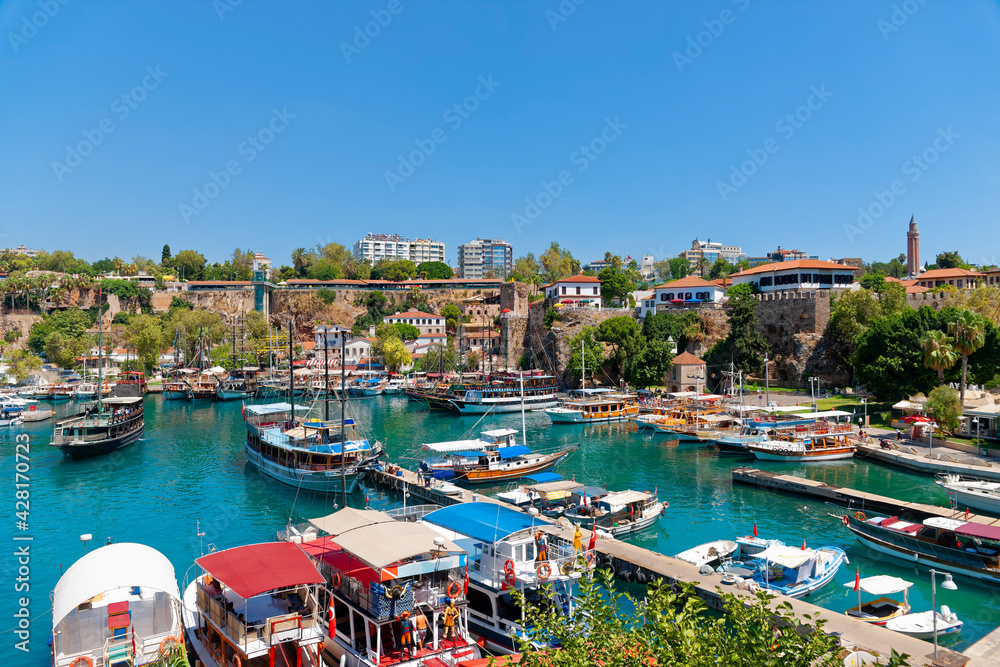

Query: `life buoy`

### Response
(69, 658, 94, 667)
(504, 569, 516, 586)
(537, 562, 552, 580)
(561, 561, 574, 576)
(503, 559, 515, 576)
(842, 515, 850, 527)
(318, 642, 324, 654)
(232, 656, 242, 667)
(332, 572, 343, 588)
(446, 581, 462, 598)
(585, 552, 595, 567)
(854, 511, 866, 521)
(158, 636, 181, 655)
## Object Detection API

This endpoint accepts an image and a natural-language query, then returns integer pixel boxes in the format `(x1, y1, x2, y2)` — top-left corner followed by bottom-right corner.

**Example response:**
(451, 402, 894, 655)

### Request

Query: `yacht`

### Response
(935, 474, 1000, 515)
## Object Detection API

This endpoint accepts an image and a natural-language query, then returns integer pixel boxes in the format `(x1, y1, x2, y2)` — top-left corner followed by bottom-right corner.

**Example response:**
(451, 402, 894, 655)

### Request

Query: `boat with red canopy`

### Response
(182, 542, 327, 667)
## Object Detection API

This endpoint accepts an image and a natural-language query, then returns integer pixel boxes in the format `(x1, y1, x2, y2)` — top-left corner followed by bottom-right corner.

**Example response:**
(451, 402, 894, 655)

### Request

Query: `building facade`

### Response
(544, 274, 602, 309)
(731, 259, 858, 292)
(383, 308, 446, 334)
(913, 268, 983, 290)
(457, 238, 513, 279)
(353, 233, 446, 265)
(669, 352, 706, 393)
(653, 276, 726, 310)
(683, 240, 744, 275)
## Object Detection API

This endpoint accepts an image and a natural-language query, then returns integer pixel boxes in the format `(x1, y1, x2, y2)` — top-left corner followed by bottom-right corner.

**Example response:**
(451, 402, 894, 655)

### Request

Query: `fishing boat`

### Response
(51, 542, 184, 667)
(0, 398, 24, 426)
(842, 512, 1000, 584)
(447, 374, 559, 414)
(420, 502, 596, 654)
(216, 373, 251, 400)
(562, 489, 666, 537)
(935, 474, 1000, 514)
(182, 542, 326, 667)
(683, 534, 783, 570)
(495, 475, 576, 510)
(545, 391, 640, 424)
(885, 607, 963, 639)
(733, 543, 847, 598)
(283, 507, 481, 667)
(747, 424, 856, 462)
(162, 377, 193, 400)
(419, 428, 521, 480)
(73, 382, 98, 400)
(843, 575, 912, 625)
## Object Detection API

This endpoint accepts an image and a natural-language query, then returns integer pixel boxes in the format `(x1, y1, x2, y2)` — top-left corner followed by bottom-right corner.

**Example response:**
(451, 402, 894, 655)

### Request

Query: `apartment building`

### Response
(457, 238, 513, 278)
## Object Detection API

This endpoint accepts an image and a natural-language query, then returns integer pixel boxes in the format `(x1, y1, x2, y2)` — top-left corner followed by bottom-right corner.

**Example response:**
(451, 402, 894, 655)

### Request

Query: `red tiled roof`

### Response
(672, 352, 705, 365)
(734, 259, 859, 277)
(186, 280, 252, 285)
(915, 268, 984, 280)
(906, 285, 929, 294)
(385, 309, 442, 320)
(555, 274, 601, 284)
(654, 276, 717, 290)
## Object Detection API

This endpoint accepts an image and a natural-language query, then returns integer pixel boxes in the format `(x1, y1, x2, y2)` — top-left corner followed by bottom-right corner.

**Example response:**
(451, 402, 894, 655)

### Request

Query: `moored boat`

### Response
(419, 428, 520, 480)
(452, 444, 577, 485)
(674, 540, 739, 568)
(935, 474, 1000, 515)
(50, 395, 145, 459)
(563, 489, 666, 537)
(885, 607, 963, 639)
(545, 391, 640, 424)
(731, 543, 847, 598)
(843, 575, 912, 625)
(0, 399, 24, 426)
(447, 374, 559, 414)
(747, 425, 856, 462)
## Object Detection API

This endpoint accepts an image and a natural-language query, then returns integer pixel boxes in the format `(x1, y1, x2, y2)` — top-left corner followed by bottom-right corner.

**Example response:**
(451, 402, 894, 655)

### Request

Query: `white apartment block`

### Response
(353, 233, 446, 265)
(457, 238, 513, 279)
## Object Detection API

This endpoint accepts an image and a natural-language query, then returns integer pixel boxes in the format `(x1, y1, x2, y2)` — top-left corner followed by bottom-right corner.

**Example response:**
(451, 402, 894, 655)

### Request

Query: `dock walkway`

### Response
(368, 467, 967, 665)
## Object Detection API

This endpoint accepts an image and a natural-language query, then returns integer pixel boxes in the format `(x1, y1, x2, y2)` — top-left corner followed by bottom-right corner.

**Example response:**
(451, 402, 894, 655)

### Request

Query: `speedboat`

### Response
(51, 542, 183, 667)
(936, 474, 1000, 515)
(885, 606, 963, 639)
(0, 399, 24, 426)
(843, 575, 912, 625)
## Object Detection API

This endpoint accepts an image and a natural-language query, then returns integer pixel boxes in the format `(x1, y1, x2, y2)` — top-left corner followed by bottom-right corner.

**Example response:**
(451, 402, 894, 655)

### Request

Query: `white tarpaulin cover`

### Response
(52, 543, 180, 628)
(751, 544, 816, 569)
(842, 575, 913, 596)
(424, 439, 491, 453)
(308, 508, 394, 536)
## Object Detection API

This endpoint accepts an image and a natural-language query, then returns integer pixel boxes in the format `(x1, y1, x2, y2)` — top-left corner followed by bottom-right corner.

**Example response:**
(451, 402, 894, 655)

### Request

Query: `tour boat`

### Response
(747, 426, 856, 462)
(50, 383, 74, 401)
(447, 374, 559, 414)
(182, 542, 326, 667)
(545, 391, 640, 424)
(843, 575, 912, 625)
(282, 507, 481, 667)
(118, 370, 148, 395)
(935, 474, 1000, 515)
(562, 489, 666, 537)
(191, 372, 219, 400)
(843, 512, 1000, 584)
(73, 382, 98, 400)
(733, 543, 847, 598)
(885, 607, 963, 639)
(713, 424, 780, 455)
(162, 379, 193, 400)
(244, 404, 384, 495)
(50, 395, 145, 460)
(451, 444, 577, 485)
(419, 428, 521, 480)
(0, 399, 24, 426)
(216, 373, 252, 400)
(384, 378, 405, 394)
(420, 502, 596, 654)
(51, 542, 183, 667)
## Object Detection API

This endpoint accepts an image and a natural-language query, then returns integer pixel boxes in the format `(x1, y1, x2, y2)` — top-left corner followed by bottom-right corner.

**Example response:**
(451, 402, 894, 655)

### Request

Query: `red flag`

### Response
(753, 521, 758, 537)
(853, 567, 860, 592)
(965, 507, 970, 520)
(801, 539, 806, 550)
(588, 524, 597, 551)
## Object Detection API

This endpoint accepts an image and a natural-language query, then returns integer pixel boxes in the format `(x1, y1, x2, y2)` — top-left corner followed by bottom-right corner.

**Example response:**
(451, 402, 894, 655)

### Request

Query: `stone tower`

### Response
(906, 215, 920, 278)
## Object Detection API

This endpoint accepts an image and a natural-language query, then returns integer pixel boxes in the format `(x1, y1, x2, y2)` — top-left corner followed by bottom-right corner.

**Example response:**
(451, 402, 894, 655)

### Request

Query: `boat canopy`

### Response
(694, 414, 733, 423)
(570, 388, 615, 396)
(751, 544, 815, 569)
(668, 392, 697, 398)
(332, 521, 464, 569)
(923, 517, 967, 531)
(526, 480, 583, 494)
(246, 402, 311, 415)
(697, 394, 725, 402)
(842, 575, 913, 596)
(571, 485, 609, 498)
(761, 406, 813, 413)
(956, 522, 1000, 542)
(803, 410, 854, 419)
(196, 542, 324, 599)
(524, 472, 563, 484)
(423, 502, 541, 543)
(424, 439, 490, 453)
(481, 428, 519, 438)
(53, 543, 180, 628)
(309, 507, 394, 535)
(892, 400, 925, 411)
(599, 490, 650, 506)
(497, 445, 531, 459)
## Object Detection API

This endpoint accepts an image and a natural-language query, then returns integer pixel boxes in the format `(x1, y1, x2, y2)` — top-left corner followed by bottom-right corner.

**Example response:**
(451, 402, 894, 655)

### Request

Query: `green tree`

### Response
(511, 254, 542, 284)
(440, 304, 462, 332)
(27, 308, 91, 354)
(243, 310, 269, 340)
(7, 349, 42, 382)
(370, 259, 417, 281)
(625, 338, 673, 388)
(859, 272, 886, 291)
(927, 385, 962, 433)
(707, 258, 734, 281)
(544, 306, 560, 329)
(936, 251, 965, 269)
(919, 329, 958, 382)
(291, 248, 309, 277)
(381, 337, 411, 373)
(44, 330, 88, 368)
(566, 326, 605, 387)
(308, 260, 343, 281)
(125, 314, 165, 372)
(596, 316, 642, 380)
(540, 242, 579, 283)
(668, 256, 690, 281)
(416, 261, 453, 279)
(598, 267, 634, 306)
(854, 307, 942, 401)
(829, 289, 883, 373)
(161, 244, 171, 264)
(390, 322, 420, 341)
(173, 250, 207, 280)
(948, 310, 987, 404)
(414, 341, 458, 373)
(316, 288, 337, 305)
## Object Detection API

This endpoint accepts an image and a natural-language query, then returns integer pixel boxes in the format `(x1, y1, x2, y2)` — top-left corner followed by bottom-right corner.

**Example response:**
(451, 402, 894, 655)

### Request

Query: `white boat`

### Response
(674, 540, 739, 568)
(935, 474, 1000, 514)
(843, 575, 912, 625)
(182, 542, 325, 667)
(545, 391, 640, 424)
(563, 489, 666, 537)
(747, 425, 856, 462)
(885, 607, 963, 639)
(384, 378, 405, 394)
(74, 383, 98, 400)
(0, 399, 24, 426)
(51, 542, 183, 667)
(725, 543, 847, 599)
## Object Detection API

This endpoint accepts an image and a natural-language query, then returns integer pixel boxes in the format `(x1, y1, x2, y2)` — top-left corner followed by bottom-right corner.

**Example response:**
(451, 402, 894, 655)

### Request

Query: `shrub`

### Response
(317, 288, 336, 305)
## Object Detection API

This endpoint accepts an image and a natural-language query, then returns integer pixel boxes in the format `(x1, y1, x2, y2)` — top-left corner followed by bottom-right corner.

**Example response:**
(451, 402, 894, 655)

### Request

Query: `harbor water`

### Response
(4, 394, 997, 664)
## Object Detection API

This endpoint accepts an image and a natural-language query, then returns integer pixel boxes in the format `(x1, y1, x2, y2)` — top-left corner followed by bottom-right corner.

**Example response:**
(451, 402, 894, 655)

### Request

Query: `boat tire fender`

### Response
(636, 568, 647, 585)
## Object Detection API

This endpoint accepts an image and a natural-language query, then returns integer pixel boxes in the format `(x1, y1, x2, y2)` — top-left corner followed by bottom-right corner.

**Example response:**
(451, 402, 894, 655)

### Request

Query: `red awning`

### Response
(956, 522, 1000, 542)
(196, 543, 324, 599)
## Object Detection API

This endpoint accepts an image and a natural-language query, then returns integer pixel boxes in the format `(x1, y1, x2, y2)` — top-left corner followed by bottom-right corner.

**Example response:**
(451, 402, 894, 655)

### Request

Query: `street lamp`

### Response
(928, 407, 936, 460)
(930, 569, 957, 659)
(861, 398, 867, 428)
(973, 417, 980, 446)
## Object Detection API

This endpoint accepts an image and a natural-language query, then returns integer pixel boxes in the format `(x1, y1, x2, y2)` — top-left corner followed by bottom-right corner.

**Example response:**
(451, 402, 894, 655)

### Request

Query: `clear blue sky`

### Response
(2, 0, 999, 268)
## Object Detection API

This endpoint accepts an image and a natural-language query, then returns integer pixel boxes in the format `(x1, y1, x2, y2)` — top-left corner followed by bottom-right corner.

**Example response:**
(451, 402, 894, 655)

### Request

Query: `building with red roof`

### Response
(544, 274, 602, 309)
(914, 267, 984, 290)
(731, 259, 859, 293)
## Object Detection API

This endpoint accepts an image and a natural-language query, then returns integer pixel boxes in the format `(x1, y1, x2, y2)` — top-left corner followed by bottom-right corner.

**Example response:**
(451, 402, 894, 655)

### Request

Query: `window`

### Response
(576, 286, 581, 295)
(561, 286, 567, 295)
(593, 286, 599, 294)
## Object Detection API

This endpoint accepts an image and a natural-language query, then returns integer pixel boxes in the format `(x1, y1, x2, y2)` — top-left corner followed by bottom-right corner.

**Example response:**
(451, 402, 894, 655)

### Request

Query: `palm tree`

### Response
(920, 330, 958, 382)
(291, 248, 307, 277)
(948, 311, 987, 405)
(695, 256, 710, 277)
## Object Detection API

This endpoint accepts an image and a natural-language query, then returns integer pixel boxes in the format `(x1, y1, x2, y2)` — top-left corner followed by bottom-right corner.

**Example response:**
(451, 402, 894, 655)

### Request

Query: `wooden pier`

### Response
(368, 467, 969, 666)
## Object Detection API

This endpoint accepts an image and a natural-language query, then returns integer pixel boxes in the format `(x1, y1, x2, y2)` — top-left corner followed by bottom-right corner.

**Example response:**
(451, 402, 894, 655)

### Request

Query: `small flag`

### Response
(965, 508, 970, 520)
(753, 521, 758, 537)
(801, 539, 806, 550)
(853, 567, 860, 592)
(589, 524, 597, 551)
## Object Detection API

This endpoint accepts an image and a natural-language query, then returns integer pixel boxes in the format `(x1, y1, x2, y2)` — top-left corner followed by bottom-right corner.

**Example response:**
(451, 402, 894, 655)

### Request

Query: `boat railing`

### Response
(850, 518, 994, 569)
(385, 504, 438, 522)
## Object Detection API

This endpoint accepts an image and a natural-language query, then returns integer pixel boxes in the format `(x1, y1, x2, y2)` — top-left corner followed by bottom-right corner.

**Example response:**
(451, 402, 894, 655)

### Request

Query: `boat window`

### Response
(918, 527, 938, 539)
(465, 587, 494, 618)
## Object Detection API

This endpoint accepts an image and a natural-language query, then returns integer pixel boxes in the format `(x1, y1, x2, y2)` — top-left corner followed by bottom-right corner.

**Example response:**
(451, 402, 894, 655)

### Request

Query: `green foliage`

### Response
(44, 330, 89, 368)
(936, 250, 965, 270)
(172, 249, 207, 280)
(596, 316, 642, 381)
(353, 291, 391, 332)
(440, 304, 462, 331)
(125, 314, 164, 372)
(540, 242, 580, 283)
(160, 309, 226, 361)
(511, 254, 542, 284)
(161, 244, 171, 264)
(316, 288, 337, 305)
(4, 328, 21, 344)
(8, 349, 43, 382)
(390, 322, 420, 341)
(707, 258, 736, 280)
(416, 261, 453, 279)
(859, 272, 885, 291)
(35, 249, 92, 274)
(868, 254, 906, 279)
(28, 308, 92, 355)
(626, 338, 674, 388)
(169, 296, 194, 311)
(706, 288, 769, 384)
(414, 342, 459, 373)
(99, 278, 140, 300)
(112, 312, 132, 325)
(381, 337, 411, 373)
(919, 329, 958, 381)
(598, 267, 634, 306)
(544, 306, 560, 329)
(948, 309, 987, 403)
(567, 326, 605, 386)
(927, 385, 962, 433)
(370, 259, 417, 282)
(276, 265, 296, 281)
(727, 283, 754, 300)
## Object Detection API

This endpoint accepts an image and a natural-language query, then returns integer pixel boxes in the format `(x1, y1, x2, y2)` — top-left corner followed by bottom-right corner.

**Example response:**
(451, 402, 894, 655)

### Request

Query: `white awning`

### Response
(52, 543, 180, 629)
(923, 517, 966, 531)
(526, 480, 583, 493)
(308, 508, 394, 535)
(246, 403, 310, 415)
(668, 392, 697, 398)
(893, 400, 925, 411)
(762, 406, 813, 413)
(334, 522, 463, 569)
(600, 490, 651, 506)
(843, 575, 913, 596)
(751, 545, 815, 569)
(803, 410, 853, 419)
(423, 439, 489, 453)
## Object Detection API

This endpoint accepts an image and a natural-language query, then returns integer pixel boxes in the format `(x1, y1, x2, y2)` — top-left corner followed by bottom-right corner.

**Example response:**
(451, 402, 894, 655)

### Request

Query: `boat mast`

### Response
(96, 290, 103, 415)
(288, 320, 294, 419)
(520, 371, 527, 447)
(323, 329, 330, 423)
(340, 331, 346, 499)
(581, 338, 585, 390)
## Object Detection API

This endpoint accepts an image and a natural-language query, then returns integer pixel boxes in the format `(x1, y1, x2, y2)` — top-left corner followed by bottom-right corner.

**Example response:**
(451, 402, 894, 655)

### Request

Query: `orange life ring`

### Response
(585, 552, 595, 567)
(69, 658, 94, 667)
(504, 569, 516, 586)
(158, 636, 181, 655)
(854, 511, 866, 521)
(446, 581, 462, 598)
(232, 656, 242, 667)
(318, 642, 324, 654)
(536, 562, 552, 580)
(842, 515, 849, 527)
(503, 559, 515, 576)
(332, 572, 343, 588)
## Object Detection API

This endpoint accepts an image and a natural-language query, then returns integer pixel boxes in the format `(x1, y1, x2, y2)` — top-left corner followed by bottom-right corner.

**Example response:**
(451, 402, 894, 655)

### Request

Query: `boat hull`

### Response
(245, 441, 362, 494)
(455, 451, 572, 484)
(546, 408, 638, 424)
(942, 486, 1000, 514)
(750, 447, 855, 462)
(216, 390, 249, 400)
(163, 390, 192, 400)
(452, 398, 559, 414)
(54, 423, 145, 460)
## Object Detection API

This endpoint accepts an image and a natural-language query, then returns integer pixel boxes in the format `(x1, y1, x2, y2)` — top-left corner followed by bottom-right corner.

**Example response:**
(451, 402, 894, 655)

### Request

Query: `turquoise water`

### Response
(3, 395, 997, 664)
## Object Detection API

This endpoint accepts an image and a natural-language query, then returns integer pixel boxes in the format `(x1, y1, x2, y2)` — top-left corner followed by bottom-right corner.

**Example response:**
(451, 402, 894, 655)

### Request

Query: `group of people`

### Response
(396, 599, 460, 658)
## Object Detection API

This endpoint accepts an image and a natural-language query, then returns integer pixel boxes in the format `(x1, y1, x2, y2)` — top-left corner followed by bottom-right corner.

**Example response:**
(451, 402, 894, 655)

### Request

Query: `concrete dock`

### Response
(369, 467, 968, 666)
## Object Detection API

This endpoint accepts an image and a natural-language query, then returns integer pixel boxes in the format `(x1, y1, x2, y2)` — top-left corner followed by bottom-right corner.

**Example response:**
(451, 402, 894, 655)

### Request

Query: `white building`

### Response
(653, 276, 726, 310)
(344, 338, 373, 366)
(252, 252, 272, 278)
(683, 239, 744, 275)
(640, 255, 655, 280)
(730, 259, 857, 292)
(409, 238, 447, 264)
(312, 325, 350, 350)
(352, 233, 446, 266)
(2, 245, 42, 258)
(544, 275, 602, 309)
(383, 309, 446, 335)
(457, 238, 513, 279)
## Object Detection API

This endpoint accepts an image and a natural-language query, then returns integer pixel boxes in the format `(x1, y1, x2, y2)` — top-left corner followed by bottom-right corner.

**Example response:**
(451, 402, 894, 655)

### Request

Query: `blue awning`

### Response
(525, 473, 563, 484)
(497, 445, 530, 459)
(423, 502, 542, 544)
(453, 450, 485, 458)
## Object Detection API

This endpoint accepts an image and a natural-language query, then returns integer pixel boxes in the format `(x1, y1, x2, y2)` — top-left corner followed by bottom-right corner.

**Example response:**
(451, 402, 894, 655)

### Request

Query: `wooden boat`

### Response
(420, 428, 521, 480)
(182, 542, 325, 667)
(843, 513, 1000, 584)
(162, 379, 193, 400)
(118, 370, 148, 395)
(747, 425, 856, 462)
(190, 372, 218, 400)
(448, 374, 559, 414)
(50, 395, 144, 460)
(935, 474, 1000, 515)
(885, 607, 963, 639)
(545, 391, 640, 424)
(285, 507, 482, 667)
(51, 542, 183, 667)
(843, 575, 912, 625)
(452, 445, 577, 484)
(496, 476, 577, 509)
(563, 489, 666, 537)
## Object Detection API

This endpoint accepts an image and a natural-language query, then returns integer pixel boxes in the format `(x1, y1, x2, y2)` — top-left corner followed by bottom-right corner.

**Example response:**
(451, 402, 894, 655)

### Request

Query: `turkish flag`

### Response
(753, 521, 758, 537)
(853, 567, 860, 592)
(589, 525, 597, 551)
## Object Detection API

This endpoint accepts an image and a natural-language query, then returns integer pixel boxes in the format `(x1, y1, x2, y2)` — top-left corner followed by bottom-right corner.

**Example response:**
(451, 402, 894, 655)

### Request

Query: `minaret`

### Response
(906, 215, 920, 278)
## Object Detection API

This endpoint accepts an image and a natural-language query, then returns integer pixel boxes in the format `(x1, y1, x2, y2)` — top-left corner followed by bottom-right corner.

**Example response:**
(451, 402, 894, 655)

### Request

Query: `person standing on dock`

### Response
(573, 525, 583, 554)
